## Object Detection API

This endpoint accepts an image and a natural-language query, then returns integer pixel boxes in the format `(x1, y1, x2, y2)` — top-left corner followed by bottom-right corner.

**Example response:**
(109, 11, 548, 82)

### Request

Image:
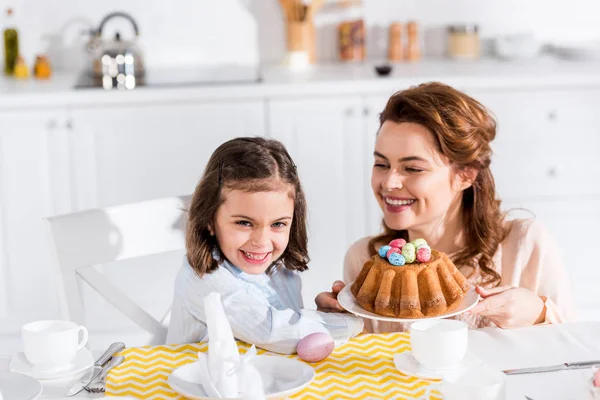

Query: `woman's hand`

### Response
(315, 280, 346, 313)
(469, 285, 546, 329)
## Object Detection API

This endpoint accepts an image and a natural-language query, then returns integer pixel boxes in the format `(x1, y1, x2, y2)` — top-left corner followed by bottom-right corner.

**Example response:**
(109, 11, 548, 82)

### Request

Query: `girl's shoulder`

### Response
(176, 256, 241, 295)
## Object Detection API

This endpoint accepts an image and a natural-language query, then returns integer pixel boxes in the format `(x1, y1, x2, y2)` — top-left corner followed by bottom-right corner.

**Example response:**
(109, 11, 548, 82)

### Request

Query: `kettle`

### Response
(85, 12, 144, 88)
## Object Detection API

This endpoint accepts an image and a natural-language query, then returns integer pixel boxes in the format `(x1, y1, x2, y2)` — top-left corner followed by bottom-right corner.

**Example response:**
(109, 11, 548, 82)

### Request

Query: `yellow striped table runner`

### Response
(106, 332, 442, 399)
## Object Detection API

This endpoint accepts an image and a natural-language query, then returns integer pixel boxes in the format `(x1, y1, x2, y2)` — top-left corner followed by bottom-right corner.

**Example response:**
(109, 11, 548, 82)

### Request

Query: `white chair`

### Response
(44, 195, 190, 345)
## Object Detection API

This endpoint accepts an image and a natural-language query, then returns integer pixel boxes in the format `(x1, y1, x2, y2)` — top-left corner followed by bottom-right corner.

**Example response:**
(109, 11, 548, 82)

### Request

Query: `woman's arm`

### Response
(470, 219, 576, 327)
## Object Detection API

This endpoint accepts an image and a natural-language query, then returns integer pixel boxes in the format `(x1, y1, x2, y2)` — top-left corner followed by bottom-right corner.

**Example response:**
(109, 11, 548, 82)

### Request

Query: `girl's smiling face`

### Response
(213, 184, 294, 274)
(371, 121, 470, 235)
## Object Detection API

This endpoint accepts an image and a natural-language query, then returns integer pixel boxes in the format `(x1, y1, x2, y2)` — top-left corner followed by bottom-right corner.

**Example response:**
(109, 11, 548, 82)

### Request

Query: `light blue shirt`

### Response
(166, 256, 363, 354)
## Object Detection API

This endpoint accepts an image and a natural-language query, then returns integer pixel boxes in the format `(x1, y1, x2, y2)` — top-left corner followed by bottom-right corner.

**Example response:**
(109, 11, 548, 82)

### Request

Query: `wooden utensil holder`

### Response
(287, 21, 316, 63)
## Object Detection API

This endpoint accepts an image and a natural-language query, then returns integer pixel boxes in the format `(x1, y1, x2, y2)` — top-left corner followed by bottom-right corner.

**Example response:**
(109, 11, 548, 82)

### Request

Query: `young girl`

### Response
(167, 137, 363, 353)
(316, 82, 576, 332)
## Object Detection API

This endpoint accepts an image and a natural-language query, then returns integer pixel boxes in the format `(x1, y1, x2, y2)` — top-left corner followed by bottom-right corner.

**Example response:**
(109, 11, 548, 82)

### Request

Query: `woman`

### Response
(315, 82, 575, 332)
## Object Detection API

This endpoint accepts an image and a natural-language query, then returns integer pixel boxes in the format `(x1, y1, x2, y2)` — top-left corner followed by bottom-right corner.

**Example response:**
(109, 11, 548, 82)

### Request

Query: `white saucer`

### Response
(9, 348, 94, 380)
(0, 371, 43, 400)
(394, 351, 481, 381)
(168, 354, 315, 399)
(338, 284, 480, 322)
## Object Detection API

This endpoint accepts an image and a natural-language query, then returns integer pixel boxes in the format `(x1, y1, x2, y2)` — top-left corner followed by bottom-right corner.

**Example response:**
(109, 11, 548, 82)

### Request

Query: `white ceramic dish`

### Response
(9, 347, 93, 380)
(0, 371, 43, 400)
(168, 354, 315, 399)
(338, 284, 480, 322)
(393, 351, 480, 381)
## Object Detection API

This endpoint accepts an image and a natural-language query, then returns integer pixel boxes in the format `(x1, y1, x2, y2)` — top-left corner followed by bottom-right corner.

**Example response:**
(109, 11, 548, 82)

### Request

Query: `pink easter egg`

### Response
(416, 247, 431, 263)
(297, 332, 334, 363)
(386, 247, 401, 259)
(389, 239, 406, 249)
(594, 369, 600, 387)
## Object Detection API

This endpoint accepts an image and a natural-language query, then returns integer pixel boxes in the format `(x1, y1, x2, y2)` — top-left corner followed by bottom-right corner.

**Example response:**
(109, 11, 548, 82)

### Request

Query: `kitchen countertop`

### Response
(2, 57, 600, 109)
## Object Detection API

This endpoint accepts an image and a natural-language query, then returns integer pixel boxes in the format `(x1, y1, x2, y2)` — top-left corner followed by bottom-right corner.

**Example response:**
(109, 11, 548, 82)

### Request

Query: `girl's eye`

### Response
(374, 163, 389, 169)
(236, 221, 252, 227)
(272, 222, 287, 228)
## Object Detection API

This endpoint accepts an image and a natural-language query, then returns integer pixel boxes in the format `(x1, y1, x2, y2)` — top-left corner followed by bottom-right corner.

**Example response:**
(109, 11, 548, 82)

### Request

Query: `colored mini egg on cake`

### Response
(388, 238, 406, 249)
(386, 247, 401, 259)
(378, 245, 391, 258)
(401, 243, 416, 263)
(416, 246, 431, 263)
(388, 252, 406, 266)
(412, 238, 428, 248)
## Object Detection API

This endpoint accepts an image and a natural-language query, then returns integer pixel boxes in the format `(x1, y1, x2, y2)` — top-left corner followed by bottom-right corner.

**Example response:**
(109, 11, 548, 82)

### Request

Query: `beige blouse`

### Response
(343, 218, 577, 333)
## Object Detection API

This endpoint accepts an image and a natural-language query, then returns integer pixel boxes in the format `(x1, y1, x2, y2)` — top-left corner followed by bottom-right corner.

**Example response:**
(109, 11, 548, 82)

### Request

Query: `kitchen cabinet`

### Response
(69, 100, 267, 209)
(268, 96, 368, 303)
(472, 88, 600, 200)
(0, 109, 69, 334)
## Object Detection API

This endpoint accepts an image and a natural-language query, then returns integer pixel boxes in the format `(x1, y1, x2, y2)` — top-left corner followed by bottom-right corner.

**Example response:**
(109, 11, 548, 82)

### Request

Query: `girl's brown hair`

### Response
(369, 82, 508, 286)
(186, 137, 309, 276)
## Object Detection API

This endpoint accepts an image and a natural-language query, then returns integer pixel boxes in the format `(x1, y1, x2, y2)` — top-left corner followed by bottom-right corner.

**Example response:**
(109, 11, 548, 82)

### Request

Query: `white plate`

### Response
(9, 348, 94, 380)
(0, 371, 43, 400)
(394, 351, 481, 381)
(338, 283, 480, 322)
(168, 354, 315, 399)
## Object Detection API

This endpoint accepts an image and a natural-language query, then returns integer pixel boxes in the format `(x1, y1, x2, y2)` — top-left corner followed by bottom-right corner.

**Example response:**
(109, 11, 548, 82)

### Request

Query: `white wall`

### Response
(1, 0, 599, 71)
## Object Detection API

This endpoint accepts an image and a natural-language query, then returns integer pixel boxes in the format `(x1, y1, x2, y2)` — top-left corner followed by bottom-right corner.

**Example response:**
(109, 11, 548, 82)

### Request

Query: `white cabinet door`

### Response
(0, 109, 71, 339)
(69, 101, 266, 209)
(471, 89, 600, 200)
(268, 96, 366, 305)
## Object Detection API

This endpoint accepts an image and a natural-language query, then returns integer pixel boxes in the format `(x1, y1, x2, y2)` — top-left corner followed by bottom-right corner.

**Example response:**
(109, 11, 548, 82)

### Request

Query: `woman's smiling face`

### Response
(371, 121, 468, 233)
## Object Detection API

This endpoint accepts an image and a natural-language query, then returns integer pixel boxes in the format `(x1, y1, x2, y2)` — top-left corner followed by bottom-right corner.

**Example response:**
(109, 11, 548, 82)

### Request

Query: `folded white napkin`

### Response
(203, 292, 265, 400)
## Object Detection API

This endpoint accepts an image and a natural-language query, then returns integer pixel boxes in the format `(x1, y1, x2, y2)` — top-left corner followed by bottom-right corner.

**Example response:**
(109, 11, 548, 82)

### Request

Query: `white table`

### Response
(1, 322, 599, 399)
(470, 321, 600, 400)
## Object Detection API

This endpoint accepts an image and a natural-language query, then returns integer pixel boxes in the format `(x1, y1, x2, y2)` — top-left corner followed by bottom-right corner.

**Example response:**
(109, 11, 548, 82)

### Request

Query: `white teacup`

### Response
(410, 319, 468, 370)
(22, 320, 88, 370)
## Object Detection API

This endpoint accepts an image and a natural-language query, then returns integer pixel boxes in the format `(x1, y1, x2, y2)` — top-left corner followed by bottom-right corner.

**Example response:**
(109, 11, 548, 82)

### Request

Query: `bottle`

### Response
(406, 21, 421, 62)
(388, 22, 404, 62)
(34, 55, 52, 79)
(3, 8, 19, 75)
(13, 55, 28, 79)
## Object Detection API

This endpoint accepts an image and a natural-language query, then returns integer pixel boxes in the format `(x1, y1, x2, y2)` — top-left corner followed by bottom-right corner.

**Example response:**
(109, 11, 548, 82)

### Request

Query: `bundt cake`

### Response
(350, 238, 470, 318)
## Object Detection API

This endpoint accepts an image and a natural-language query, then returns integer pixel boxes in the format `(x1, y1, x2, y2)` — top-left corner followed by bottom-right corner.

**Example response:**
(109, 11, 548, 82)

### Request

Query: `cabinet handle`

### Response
(363, 107, 370, 116)
(548, 111, 557, 121)
(345, 108, 354, 117)
(547, 166, 560, 178)
(64, 119, 73, 130)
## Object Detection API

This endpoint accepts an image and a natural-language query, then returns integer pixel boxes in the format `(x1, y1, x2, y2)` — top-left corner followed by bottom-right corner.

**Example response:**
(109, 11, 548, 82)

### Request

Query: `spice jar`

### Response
(387, 22, 403, 62)
(338, 19, 365, 62)
(406, 21, 420, 62)
(447, 24, 480, 60)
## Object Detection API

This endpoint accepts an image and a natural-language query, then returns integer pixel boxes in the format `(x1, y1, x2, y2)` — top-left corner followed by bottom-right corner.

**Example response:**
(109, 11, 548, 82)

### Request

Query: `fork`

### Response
(83, 355, 125, 394)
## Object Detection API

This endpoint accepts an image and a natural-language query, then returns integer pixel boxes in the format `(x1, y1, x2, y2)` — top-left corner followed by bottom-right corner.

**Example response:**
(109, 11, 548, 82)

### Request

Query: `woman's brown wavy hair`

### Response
(369, 82, 508, 286)
(186, 137, 309, 276)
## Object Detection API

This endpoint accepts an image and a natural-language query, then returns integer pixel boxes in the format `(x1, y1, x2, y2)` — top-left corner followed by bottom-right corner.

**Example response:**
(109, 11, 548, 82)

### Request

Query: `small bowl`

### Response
(374, 65, 392, 77)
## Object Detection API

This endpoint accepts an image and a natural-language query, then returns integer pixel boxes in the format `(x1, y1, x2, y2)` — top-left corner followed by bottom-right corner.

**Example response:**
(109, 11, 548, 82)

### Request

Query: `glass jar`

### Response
(447, 25, 480, 60)
(338, 19, 365, 62)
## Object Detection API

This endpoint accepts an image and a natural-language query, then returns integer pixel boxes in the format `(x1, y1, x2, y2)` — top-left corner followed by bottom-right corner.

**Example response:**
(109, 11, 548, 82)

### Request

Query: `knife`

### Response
(504, 360, 600, 375)
(66, 341, 125, 397)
